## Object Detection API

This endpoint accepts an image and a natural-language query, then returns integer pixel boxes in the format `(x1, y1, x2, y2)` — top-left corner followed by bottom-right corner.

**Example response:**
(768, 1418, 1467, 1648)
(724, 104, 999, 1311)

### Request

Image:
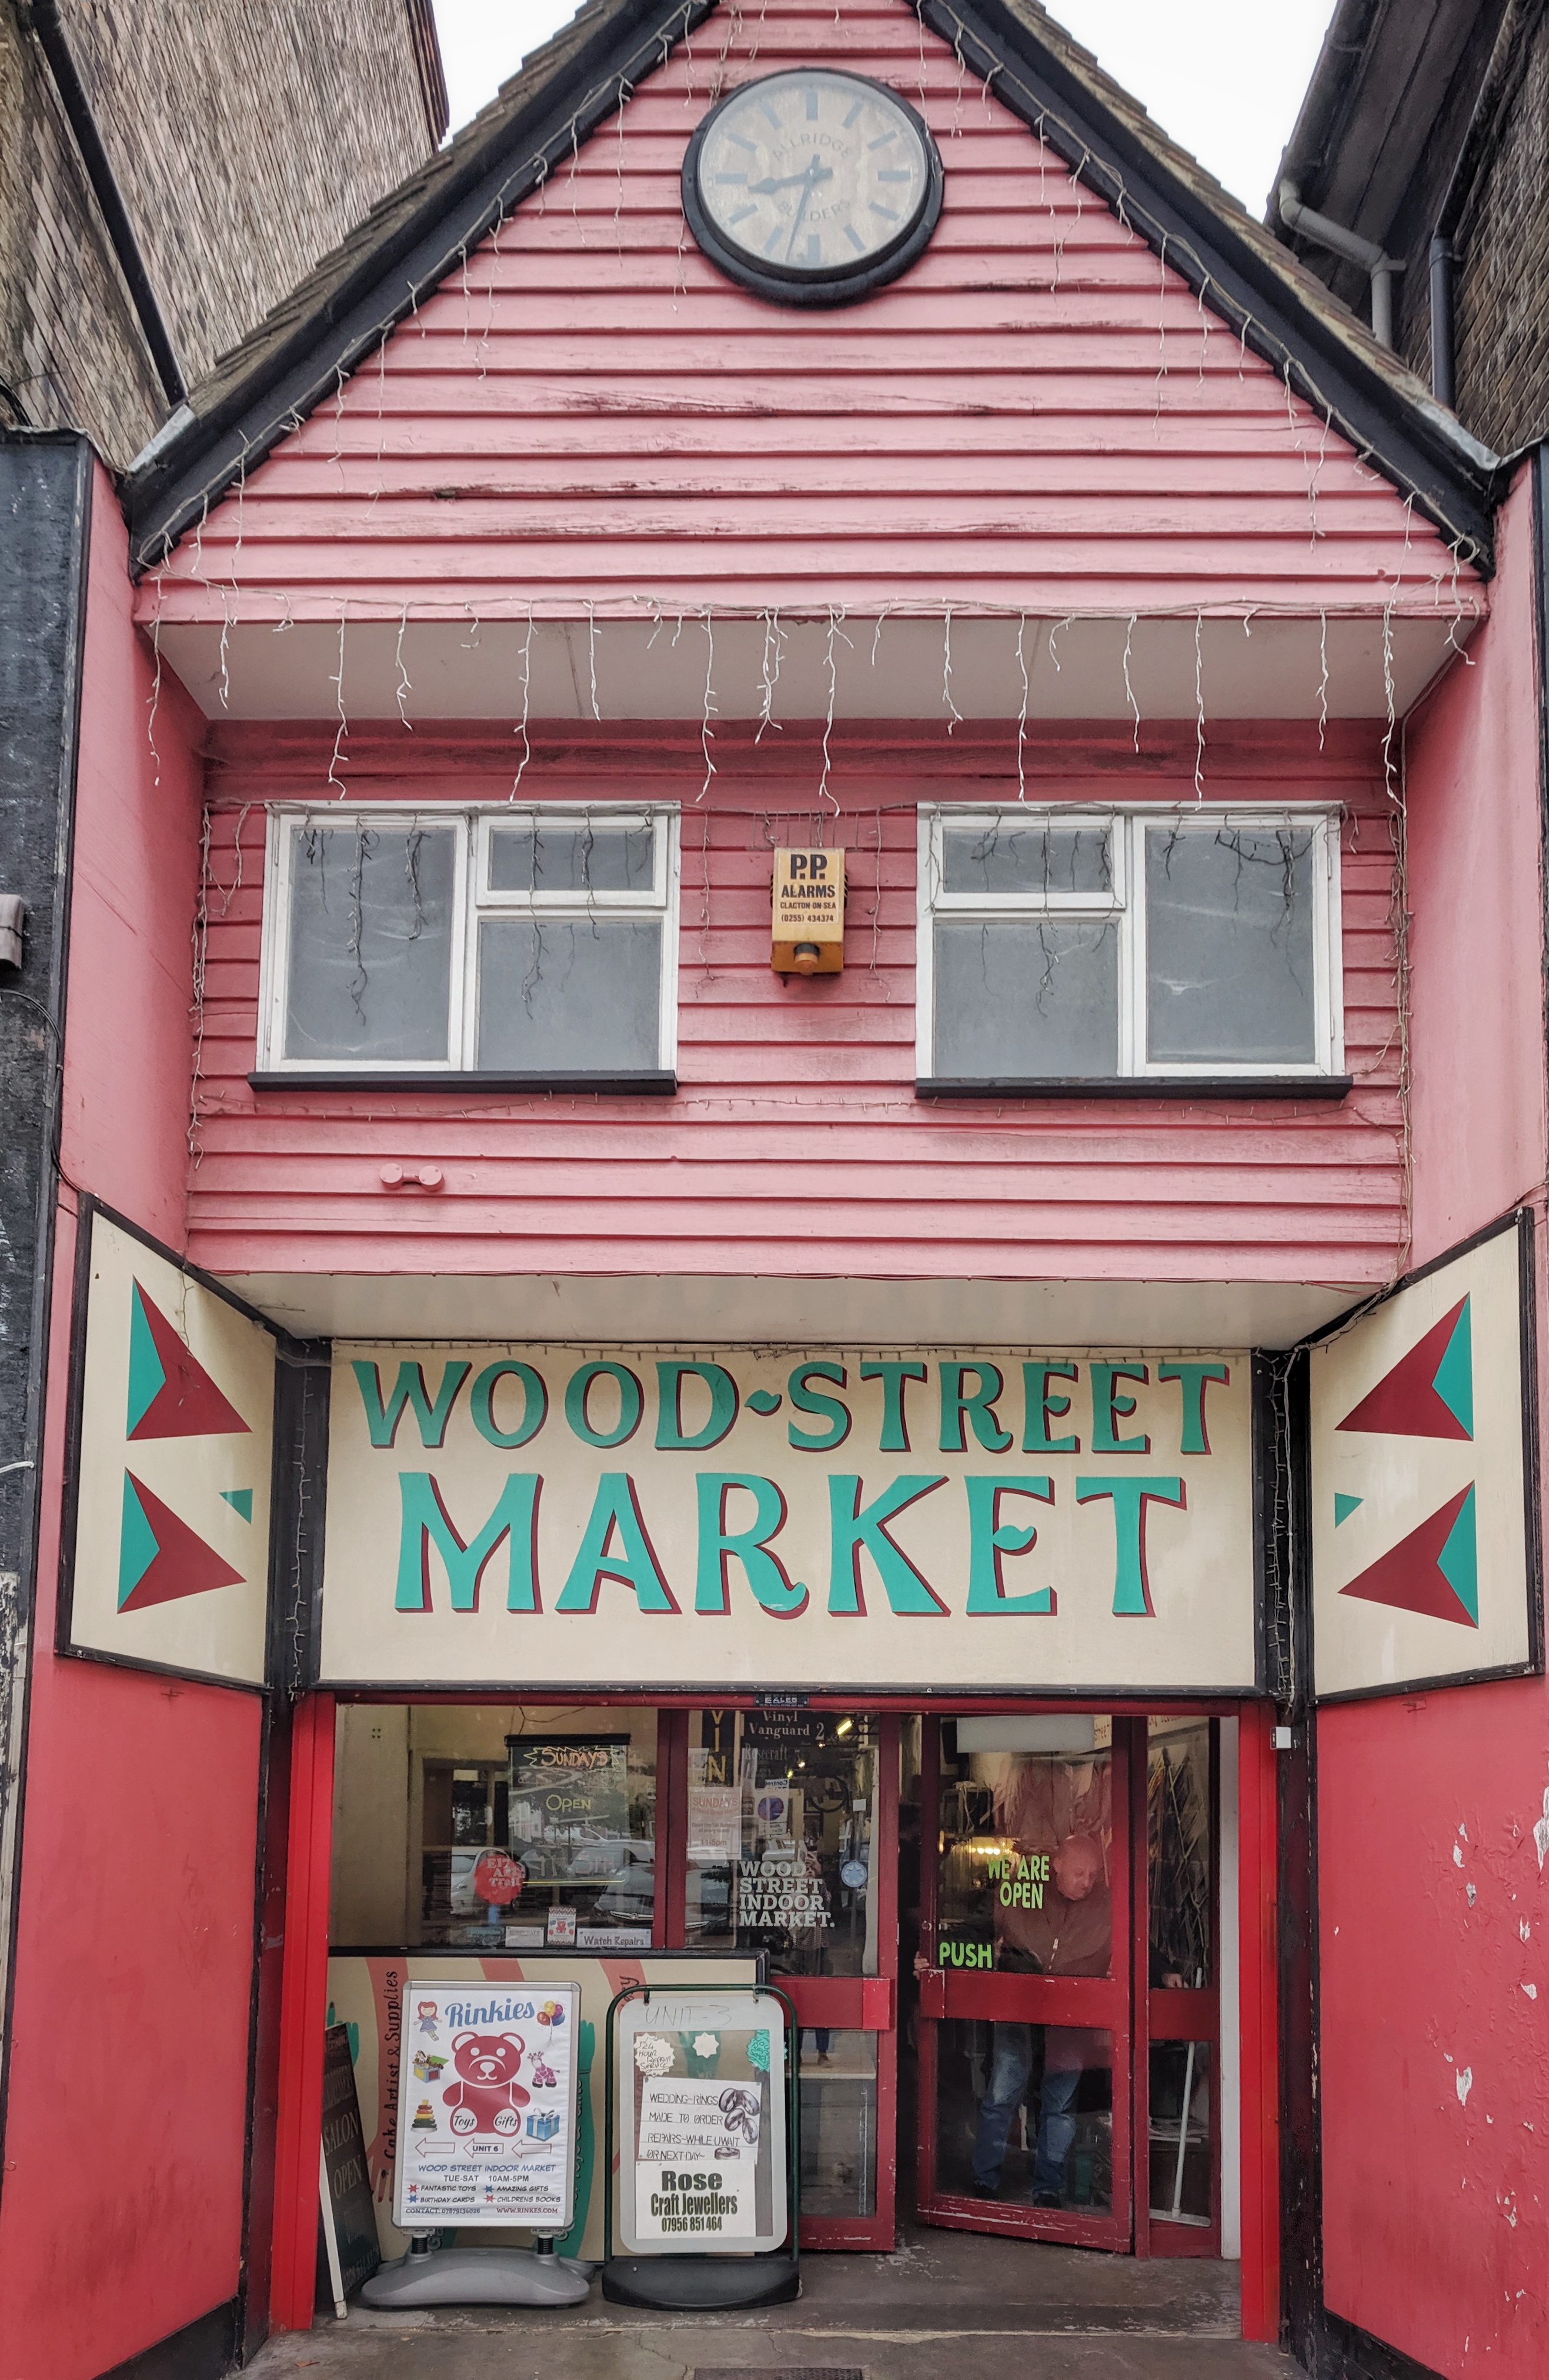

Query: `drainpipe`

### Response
(21, 1, 186, 405)
(1429, 236, 1457, 408)
(1278, 180, 1401, 348)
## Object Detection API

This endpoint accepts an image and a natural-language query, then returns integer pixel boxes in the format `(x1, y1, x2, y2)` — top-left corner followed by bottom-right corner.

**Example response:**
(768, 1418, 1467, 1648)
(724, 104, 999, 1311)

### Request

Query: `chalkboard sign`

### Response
(318, 2024, 380, 2310)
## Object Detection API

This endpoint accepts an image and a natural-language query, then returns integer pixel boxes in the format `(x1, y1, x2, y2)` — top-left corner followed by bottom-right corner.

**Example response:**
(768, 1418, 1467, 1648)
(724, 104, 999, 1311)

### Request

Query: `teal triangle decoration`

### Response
(221, 1488, 253, 1523)
(1437, 1483, 1478, 1624)
(118, 1471, 160, 1608)
(1334, 1493, 1363, 1528)
(125, 1286, 166, 1438)
(1431, 1296, 1474, 1440)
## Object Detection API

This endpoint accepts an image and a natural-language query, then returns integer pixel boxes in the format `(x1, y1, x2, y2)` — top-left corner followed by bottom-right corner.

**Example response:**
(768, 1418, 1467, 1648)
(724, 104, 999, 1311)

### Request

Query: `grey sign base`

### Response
(360, 2243, 593, 2308)
(602, 2252, 800, 2309)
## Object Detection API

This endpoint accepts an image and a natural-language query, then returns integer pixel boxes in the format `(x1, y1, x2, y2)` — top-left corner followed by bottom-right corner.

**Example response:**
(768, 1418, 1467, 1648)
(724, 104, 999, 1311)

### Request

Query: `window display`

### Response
(328, 1704, 658, 1951)
(506, 1734, 656, 1950)
(684, 1709, 878, 1976)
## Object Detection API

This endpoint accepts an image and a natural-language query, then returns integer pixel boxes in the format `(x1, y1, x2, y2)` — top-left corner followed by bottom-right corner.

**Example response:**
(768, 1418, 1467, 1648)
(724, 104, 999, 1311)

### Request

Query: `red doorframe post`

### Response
(268, 1691, 336, 2333)
(1238, 1703, 1281, 2342)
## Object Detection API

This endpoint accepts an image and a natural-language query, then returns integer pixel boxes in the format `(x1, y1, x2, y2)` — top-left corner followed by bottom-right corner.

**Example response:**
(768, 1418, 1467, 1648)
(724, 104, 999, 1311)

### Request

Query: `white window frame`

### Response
(256, 802, 681, 1077)
(916, 803, 1344, 1082)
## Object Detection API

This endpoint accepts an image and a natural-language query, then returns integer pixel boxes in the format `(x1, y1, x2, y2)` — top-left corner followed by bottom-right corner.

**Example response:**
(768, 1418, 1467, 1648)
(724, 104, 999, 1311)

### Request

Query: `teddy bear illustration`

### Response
(441, 2029, 530, 2137)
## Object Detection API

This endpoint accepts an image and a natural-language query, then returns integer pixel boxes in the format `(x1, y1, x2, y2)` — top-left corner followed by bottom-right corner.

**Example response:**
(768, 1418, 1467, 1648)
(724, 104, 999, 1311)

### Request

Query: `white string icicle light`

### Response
(942, 606, 964, 732)
(329, 606, 349, 798)
(395, 602, 413, 729)
(757, 605, 784, 741)
(698, 606, 718, 800)
(511, 602, 535, 796)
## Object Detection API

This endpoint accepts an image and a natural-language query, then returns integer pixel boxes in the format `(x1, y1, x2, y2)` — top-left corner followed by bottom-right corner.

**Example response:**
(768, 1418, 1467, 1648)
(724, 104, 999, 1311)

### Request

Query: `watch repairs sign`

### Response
(318, 1343, 1258, 1693)
(390, 1980, 579, 2232)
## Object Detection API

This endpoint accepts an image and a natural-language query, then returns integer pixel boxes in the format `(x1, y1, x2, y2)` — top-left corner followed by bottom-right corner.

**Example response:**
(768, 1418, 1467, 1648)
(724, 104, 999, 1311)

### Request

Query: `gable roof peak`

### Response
(122, 0, 1503, 578)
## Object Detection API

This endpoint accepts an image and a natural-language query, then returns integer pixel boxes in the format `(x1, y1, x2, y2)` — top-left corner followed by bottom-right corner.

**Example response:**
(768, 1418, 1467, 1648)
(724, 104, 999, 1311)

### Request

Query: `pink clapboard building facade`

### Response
(2, 6, 1546, 2379)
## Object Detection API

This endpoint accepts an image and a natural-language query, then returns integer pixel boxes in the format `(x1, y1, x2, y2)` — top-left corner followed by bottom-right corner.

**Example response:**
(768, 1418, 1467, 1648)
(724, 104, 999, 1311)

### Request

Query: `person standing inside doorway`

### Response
(969, 1831, 1111, 2204)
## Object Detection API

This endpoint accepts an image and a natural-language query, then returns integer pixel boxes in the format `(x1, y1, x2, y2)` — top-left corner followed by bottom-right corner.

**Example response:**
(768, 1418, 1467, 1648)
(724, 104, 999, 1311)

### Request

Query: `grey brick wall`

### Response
(1394, 6, 1549, 457)
(0, 0, 438, 467)
(1450, 18, 1549, 454)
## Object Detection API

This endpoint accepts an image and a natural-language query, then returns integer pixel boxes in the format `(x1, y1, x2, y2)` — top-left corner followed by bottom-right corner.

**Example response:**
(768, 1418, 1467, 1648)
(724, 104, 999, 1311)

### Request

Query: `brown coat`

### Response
(993, 1861, 1113, 2076)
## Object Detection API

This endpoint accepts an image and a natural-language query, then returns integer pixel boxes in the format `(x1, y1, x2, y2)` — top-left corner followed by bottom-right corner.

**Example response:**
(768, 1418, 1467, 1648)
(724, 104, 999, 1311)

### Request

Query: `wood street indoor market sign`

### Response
(318, 1345, 1258, 1691)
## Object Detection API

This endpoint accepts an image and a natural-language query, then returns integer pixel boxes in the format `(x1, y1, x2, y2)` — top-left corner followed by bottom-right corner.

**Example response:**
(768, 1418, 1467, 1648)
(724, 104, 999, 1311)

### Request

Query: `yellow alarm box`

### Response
(772, 847, 845, 974)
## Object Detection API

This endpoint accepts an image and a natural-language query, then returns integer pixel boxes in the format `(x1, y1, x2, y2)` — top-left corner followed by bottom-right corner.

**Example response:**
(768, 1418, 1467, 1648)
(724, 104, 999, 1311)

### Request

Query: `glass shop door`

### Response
(916, 1715, 1133, 2249)
(669, 1708, 900, 2249)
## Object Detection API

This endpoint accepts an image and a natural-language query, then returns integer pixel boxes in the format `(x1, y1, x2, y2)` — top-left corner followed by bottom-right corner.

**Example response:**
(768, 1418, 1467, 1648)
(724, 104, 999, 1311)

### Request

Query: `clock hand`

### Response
(746, 166, 834, 194)
(784, 157, 827, 259)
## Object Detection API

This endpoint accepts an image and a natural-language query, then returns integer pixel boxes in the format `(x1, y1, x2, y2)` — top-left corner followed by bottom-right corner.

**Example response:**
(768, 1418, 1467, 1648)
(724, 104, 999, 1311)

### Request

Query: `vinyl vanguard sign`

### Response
(318, 1346, 1259, 1691)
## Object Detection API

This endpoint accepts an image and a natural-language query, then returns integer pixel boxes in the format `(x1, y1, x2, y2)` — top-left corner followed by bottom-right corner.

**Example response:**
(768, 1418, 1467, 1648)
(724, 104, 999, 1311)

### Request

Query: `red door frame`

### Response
(268, 1691, 335, 2334)
(264, 1693, 1280, 2335)
(915, 1714, 1136, 2250)
(1238, 1703, 1281, 2343)
(772, 1710, 900, 2250)
(1134, 1716, 1222, 2259)
(660, 1705, 901, 2248)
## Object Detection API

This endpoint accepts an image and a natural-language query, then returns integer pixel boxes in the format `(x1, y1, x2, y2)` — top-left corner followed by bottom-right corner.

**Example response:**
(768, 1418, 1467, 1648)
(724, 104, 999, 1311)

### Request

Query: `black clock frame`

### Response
(682, 69, 945, 309)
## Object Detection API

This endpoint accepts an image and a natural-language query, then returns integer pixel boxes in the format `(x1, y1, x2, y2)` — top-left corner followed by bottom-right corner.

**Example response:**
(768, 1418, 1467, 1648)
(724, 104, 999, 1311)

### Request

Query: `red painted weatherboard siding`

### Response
(139, 0, 1480, 630)
(188, 718, 1402, 1284)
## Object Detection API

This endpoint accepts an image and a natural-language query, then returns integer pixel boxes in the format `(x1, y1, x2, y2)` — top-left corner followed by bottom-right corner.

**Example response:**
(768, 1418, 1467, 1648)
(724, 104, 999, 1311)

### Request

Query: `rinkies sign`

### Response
(319, 1344, 1257, 1693)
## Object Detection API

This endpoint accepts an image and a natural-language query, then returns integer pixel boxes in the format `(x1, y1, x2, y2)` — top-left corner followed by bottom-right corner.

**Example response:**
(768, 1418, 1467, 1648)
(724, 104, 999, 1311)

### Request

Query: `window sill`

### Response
(247, 1070, 678, 1096)
(916, 1075, 1353, 1101)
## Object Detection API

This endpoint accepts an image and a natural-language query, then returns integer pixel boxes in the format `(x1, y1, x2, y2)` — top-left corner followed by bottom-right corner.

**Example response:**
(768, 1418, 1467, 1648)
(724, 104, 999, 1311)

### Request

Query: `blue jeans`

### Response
(970, 2024, 1081, 2197)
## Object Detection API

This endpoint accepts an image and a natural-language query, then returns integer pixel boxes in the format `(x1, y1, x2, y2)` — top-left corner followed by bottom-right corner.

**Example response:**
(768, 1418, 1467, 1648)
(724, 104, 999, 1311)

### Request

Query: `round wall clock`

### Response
(682, 68, 944, 306)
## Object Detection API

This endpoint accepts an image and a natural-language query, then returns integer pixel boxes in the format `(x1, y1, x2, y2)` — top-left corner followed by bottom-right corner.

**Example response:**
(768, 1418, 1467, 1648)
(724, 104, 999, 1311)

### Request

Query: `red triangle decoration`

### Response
(1338, 1484, 1478, 1628)
(127, 1283, 251, 1441)
(1336, 1297, 1472, 1441)
(119, 1472, 246, 1611)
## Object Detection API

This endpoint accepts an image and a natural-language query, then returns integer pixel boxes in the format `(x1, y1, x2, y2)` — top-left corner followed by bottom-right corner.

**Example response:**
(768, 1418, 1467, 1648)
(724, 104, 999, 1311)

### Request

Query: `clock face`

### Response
(683, 69, 943, 305)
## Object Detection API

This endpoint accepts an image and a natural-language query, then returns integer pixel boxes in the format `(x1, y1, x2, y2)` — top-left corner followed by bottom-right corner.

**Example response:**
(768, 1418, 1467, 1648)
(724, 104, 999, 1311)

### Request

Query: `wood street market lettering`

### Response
(351, 1354, 1231, 1625)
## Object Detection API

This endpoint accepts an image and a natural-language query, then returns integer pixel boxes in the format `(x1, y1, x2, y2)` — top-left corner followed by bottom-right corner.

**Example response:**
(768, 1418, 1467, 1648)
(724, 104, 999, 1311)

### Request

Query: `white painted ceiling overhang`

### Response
(158, 608, 1477, 725)
(224, 1270, 1359, 1351)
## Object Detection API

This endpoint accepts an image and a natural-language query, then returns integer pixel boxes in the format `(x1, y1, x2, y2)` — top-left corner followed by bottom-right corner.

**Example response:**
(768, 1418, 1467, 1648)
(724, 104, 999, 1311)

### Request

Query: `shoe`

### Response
(966, 2179, 1001, 2199)
(1032, 2189, 1062, 2209)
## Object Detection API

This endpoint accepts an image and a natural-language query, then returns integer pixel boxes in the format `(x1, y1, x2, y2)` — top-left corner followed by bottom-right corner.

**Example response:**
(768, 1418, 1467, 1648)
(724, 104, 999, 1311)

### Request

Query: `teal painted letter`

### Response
(1075, 1476, 1186, 1615)
(657, 1360, 740, 1451)
(860, 1360, 927, 1453)
(828, 1474, 949, 1615)
(788, 1362, 852, 1451)
(939, 1361, 1013, 1453)
(695, 1474, 807, 1617)
(395, 1471, 540, 1612)
(1090, 1363, 1150, 1454)
(1022, 1361, 1079, 1454)
(555, 1473, 677, 1613)
(1157, 1361, 1230, 1455)
(564, 1361, 644, 1448)
(355, 1359, 470, 1449)
(965, 1476, 1056, 1614)
(470, 1360, 548, 1448)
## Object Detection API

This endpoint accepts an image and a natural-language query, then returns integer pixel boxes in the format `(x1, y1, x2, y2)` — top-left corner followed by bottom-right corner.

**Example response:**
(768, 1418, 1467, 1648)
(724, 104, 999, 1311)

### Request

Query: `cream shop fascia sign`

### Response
(318, 1346, 1260, 1693)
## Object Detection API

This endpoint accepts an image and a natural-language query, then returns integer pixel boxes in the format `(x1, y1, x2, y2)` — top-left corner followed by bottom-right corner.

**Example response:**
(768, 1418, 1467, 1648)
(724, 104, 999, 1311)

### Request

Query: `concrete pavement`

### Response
(248, 2221, 1304, 2380)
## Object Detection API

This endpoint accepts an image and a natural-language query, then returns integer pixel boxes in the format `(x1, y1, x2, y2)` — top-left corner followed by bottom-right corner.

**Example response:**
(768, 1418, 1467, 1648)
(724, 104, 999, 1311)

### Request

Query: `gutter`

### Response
(22, 1, 186, 406)
(1278, 181, 1399, 348)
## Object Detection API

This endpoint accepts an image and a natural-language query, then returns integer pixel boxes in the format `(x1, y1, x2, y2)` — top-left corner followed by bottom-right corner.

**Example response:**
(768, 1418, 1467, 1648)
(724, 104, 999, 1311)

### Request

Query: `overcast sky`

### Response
(433, 0, 1335, 216)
